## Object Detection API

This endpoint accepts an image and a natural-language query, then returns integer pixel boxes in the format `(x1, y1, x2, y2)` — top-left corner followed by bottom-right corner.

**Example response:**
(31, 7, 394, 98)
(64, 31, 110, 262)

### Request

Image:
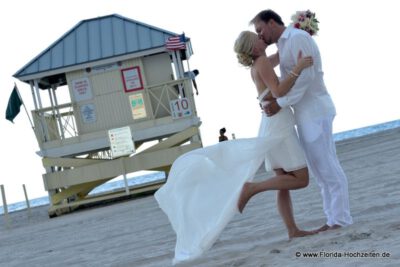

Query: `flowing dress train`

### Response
(155, 89, 307, 264)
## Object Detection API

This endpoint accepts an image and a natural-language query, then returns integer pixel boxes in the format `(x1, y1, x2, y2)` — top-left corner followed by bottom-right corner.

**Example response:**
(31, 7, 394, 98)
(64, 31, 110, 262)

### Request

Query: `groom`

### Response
(250, 10, 353, 231)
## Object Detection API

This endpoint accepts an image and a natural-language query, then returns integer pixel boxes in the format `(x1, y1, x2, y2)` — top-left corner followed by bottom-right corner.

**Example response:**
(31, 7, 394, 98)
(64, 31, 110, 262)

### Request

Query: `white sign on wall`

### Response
(170, 98, 192, 119)
(91, 62, 119, 75)
(121, 66, 144, 92)
(129, 93, 147, 120)
(80, 103, 96, 124)
(72, 77, 93, 102)
(108, 126, 135, 158)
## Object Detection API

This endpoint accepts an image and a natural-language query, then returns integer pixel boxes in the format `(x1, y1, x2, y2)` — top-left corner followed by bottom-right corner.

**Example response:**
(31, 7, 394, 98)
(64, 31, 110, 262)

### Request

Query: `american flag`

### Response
(165, 34, 186, 50)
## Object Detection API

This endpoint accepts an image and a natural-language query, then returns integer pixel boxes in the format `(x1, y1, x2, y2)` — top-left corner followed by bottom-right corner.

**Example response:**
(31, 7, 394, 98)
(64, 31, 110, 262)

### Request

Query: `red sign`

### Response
(121, 66, 144, 92)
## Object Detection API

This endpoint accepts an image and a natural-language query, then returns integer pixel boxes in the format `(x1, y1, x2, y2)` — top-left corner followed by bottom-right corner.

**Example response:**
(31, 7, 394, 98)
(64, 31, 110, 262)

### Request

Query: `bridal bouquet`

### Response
(290, 10, 319, 36)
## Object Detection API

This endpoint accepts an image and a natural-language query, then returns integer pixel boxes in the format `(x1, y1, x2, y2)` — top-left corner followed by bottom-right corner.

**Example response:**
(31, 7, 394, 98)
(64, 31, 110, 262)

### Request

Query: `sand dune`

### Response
(1, 128, 399, 266)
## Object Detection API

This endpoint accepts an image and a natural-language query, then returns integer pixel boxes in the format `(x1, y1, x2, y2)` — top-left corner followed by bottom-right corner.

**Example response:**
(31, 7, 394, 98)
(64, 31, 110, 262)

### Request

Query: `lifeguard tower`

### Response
(13, 14, 202, 217)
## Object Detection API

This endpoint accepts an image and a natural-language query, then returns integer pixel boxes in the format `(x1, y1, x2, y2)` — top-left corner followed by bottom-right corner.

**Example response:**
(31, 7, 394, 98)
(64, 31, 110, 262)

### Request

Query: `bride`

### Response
(235, 30, 314, 233)
(155, 31, 314, 265)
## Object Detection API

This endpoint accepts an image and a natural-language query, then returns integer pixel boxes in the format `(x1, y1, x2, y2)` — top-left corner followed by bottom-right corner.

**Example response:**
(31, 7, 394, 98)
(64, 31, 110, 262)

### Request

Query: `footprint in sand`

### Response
(390, 223, 400, 231)
(270, 249, 281, 254)
(349, 232, 372, 241)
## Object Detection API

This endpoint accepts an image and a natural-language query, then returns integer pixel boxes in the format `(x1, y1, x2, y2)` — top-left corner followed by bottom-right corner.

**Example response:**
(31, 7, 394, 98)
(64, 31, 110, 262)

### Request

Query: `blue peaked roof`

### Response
(14, 14, 181, 81)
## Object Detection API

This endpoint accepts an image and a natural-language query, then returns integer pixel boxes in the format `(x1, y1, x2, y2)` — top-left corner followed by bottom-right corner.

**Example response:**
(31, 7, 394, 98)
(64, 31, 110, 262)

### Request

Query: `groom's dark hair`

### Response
(250, 9, 285, 26)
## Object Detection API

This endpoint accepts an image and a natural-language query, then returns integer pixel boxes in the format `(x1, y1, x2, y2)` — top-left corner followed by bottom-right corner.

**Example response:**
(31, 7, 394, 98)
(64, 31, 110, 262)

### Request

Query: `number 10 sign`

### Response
(170, 98, 192, 119)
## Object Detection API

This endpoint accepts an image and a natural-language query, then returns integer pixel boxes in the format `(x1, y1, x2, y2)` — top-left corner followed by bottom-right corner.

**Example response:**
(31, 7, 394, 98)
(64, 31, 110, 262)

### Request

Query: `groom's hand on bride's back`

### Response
(264, 100, 281, 117)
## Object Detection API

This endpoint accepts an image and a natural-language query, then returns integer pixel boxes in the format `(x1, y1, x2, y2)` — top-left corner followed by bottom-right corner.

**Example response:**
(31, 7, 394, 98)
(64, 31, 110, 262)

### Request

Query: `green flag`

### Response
(5, 86, 23, 123)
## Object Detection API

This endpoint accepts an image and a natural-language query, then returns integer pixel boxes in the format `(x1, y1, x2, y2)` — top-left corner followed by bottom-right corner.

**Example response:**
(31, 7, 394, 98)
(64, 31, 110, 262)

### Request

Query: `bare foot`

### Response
(289, 229, 316, 240)
(238, 182, 253, 213)
(329, 224, 342, 230)
(314, 224, 342, 233)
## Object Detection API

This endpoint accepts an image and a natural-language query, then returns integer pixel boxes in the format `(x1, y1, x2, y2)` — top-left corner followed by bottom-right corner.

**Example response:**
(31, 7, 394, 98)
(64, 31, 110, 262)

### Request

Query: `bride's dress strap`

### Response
(257, 88, 269, 102)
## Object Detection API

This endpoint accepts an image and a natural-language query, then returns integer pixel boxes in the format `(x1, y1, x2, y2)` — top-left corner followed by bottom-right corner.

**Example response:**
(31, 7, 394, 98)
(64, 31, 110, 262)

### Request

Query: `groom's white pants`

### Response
(297, 115, 353, 227)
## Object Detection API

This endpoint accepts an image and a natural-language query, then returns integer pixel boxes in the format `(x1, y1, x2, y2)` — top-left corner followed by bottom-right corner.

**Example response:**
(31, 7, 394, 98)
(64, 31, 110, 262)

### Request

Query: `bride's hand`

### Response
(262, 91, 274, 102)
(297, 50, 313, 70)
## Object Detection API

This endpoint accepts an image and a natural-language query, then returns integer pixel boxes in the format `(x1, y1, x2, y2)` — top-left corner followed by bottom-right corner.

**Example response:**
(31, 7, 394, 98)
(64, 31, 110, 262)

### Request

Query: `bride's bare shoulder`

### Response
(254, 55, 271, 67)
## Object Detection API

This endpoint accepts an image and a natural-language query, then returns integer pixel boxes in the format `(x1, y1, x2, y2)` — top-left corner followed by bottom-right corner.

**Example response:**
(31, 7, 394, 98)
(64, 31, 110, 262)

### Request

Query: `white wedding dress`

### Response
(155, 89, 306, 264)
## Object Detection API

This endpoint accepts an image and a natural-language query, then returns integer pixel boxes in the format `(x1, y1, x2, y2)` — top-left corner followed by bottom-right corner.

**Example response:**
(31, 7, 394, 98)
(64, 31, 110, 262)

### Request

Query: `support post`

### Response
(23, 184, 31, 217)
(1, 185, 11, 228)
(122, 159, 130, 195)
(51, 85, 65, 139)
(123, 174, 130, 195)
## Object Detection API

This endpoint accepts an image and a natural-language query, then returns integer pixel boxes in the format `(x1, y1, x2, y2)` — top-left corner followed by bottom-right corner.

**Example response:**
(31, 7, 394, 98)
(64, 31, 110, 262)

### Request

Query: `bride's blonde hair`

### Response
(234, 31, 258, 67)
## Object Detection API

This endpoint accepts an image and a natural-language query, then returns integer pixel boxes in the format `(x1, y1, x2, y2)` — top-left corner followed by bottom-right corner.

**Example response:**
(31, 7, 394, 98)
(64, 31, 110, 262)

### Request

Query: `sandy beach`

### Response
(1, 128, 400, 267)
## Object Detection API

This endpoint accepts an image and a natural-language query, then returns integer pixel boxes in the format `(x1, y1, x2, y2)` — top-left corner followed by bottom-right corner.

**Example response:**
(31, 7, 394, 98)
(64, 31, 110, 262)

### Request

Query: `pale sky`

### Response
(1, 0, 399, 204)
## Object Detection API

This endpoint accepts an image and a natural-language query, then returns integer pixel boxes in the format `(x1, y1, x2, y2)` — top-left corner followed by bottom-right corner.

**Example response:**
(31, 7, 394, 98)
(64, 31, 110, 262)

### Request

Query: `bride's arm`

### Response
(257, 52, 312, 98)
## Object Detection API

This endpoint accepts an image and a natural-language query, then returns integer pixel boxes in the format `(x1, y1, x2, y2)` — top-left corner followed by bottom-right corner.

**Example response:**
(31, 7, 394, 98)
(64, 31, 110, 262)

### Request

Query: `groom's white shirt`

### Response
(276, 27, 336, 123)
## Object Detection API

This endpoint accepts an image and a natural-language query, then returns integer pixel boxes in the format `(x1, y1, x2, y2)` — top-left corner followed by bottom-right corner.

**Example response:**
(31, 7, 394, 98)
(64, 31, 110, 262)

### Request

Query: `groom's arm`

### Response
(276, 35, 315, 108)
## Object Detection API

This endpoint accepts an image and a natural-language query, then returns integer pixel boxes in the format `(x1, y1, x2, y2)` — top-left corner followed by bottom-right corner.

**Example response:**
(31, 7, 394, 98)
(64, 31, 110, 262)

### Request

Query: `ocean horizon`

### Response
(1, 119, 400, 215)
